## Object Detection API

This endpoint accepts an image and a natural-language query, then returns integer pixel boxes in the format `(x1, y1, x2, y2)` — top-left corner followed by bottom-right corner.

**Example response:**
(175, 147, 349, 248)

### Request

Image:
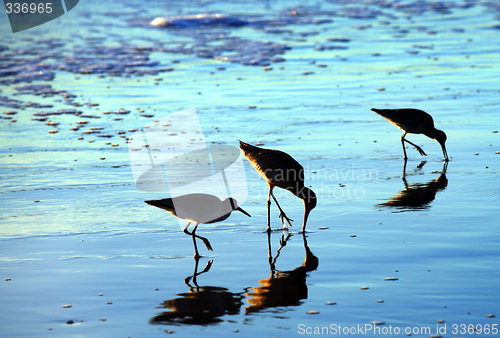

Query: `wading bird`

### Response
(238, 141, 316, 232)
(145, 193, 251, 258)
(372, 108, 449, 161)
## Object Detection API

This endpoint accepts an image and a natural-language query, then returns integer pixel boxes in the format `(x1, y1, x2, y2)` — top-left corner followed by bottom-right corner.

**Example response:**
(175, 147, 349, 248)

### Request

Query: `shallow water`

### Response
(1, 0, 500, 337)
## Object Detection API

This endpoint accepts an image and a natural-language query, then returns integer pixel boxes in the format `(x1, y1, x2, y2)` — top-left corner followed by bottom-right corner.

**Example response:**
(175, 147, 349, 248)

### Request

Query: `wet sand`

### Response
(1, 0, 499, 337)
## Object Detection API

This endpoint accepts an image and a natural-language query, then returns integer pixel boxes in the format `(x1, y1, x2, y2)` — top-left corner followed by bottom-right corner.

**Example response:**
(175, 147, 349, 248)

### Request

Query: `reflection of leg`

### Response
(402, 175, 409, 190)
(270, 231, 291, 270)
(267, 230, 274, 271)
(402, 158, 408, 176)
(442, 160, 449, 173)
(270, 190, 294, 228)
(186, 257, 213, 288)
(301, 232, 319, 271)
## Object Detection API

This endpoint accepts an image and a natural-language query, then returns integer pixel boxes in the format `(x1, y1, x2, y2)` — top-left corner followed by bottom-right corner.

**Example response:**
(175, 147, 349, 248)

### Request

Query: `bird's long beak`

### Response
(441, 144, 449, 161)
(236, 207, 251, 217)
(302, 209, 311, 233)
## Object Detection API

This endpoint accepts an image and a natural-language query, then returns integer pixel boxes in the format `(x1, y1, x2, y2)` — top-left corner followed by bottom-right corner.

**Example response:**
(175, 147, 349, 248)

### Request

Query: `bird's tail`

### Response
(371, 108, 397, 120)
(238, 140, 259, 152)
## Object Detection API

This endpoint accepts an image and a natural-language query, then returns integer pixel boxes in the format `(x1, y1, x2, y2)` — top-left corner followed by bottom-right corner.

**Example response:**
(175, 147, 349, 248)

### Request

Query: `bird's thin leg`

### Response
(183, 222, 192, 234)
(270, 190, 294, 228)
(190, 223, 200, 259)
(402, 134, 427, 157)
(267, 188, 272, 232)
(185, 223, 213, 254)
(401, 133, 408, 160)
(192, 223, 213, 252)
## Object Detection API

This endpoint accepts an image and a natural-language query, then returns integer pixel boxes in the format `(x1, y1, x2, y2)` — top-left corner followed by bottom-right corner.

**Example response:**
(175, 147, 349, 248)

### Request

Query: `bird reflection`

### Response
(377, 161, 448, 210)
(245, 232, 319, 313)
(149, 258, 244, 326)
(145, 193, 251, 258)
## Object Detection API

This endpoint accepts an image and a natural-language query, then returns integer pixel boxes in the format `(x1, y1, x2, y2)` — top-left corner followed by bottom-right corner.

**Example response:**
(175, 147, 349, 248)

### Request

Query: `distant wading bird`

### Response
(239, 141, 317, 233)
(145, 193, 251, 258)
(372, 108, 449, 161)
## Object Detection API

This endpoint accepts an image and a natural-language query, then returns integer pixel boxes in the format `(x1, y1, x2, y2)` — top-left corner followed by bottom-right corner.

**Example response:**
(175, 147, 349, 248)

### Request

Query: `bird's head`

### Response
(226, 198, 251, 217)
(433, 129, 449, 161)
(299, 187, 317, 231)
(434, 129, 447, 146)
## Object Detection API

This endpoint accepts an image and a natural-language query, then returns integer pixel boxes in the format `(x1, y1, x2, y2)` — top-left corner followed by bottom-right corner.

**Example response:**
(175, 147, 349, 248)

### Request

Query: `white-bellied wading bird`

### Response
(145, 193, 251, 258)
(238, 141, 316, 233)
(372, 108, 449, 161)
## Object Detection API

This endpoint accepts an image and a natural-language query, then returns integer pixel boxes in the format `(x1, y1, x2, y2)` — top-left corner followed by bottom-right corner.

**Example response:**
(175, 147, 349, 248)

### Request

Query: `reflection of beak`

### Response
(236, 207, 251, 217)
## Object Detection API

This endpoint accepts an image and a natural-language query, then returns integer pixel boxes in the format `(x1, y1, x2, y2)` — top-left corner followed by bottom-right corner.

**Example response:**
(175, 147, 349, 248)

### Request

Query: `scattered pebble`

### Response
(249, 106, 256, 109)
(438, 319, 445, 323)
(325, 301, 336, 305)
(318, 226, 329, 230)
(49, 130, 58, 133)
(307, 310, 320, 314)
(5, 278, 11, 281)
(62, 305, 72, 308)
(372, 321, 385, 325)
(361, 287, 369, 290)
(66, 320, 74, 325)
(377, 300, 384, 303)
(487, 314, 496, 318)
(350, 234, 357, 237)
(384, 277, 398, 281)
